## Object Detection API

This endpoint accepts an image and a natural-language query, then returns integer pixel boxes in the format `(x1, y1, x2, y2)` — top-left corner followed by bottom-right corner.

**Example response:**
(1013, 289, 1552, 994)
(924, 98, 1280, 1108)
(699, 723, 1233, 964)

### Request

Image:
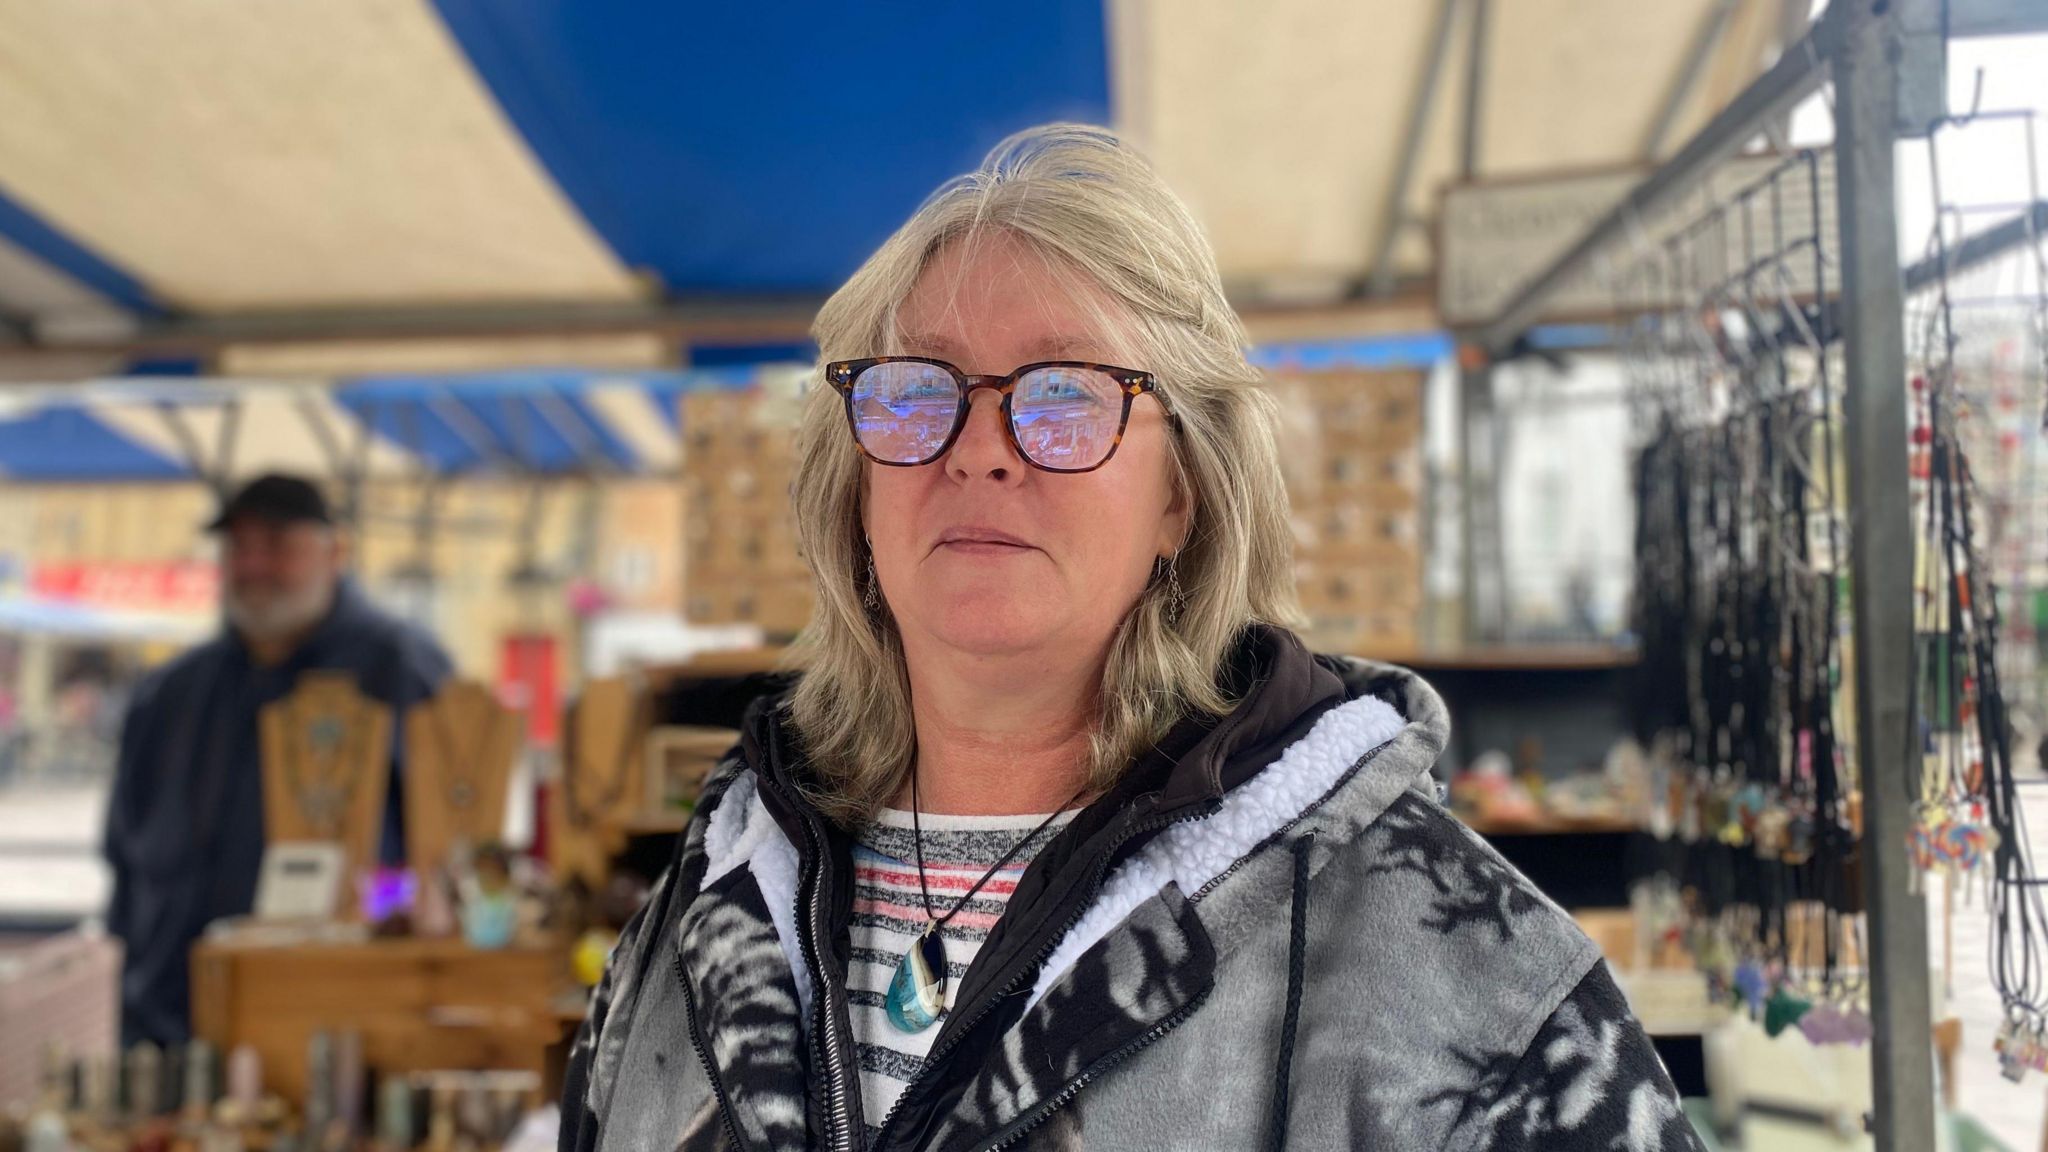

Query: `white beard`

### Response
(226, 580, 335, 646)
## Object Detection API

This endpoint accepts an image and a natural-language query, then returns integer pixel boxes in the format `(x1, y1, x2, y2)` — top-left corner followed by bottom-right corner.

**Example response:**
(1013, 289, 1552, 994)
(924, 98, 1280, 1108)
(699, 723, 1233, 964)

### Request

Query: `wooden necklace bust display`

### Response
(260, 673, 392, 887)
(549, 675, 648, 889)
(404, 679, 522, 874)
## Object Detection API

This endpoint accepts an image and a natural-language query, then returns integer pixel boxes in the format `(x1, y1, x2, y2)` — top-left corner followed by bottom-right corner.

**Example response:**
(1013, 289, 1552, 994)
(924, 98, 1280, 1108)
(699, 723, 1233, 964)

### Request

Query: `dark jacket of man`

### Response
(103, 577, 453, 1045)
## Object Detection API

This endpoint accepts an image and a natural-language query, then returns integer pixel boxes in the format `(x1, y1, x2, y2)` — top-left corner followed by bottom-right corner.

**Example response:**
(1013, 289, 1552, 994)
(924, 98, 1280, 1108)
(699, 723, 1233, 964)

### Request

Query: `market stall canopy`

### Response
(0, 0, 1798, 360)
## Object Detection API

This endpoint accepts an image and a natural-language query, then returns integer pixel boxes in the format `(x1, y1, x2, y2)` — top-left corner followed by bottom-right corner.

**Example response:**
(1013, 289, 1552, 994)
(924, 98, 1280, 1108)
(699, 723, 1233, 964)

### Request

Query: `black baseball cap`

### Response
(206, 473, 335, 533)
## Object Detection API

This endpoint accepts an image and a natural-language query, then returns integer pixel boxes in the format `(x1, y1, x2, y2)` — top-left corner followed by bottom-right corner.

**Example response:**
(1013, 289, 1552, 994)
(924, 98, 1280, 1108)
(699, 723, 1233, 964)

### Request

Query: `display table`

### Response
(191, 935, 570, 1108)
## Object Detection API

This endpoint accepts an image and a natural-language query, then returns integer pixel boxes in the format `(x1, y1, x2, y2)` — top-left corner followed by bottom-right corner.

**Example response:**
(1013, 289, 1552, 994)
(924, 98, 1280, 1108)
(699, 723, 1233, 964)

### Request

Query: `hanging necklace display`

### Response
(1906, 199, 2048, 1077)
(1620, 160, 1874, 1050)
(261, 673, 393, 885)
(886, 766, 1085, 1034)
(405, 679, 522, 872)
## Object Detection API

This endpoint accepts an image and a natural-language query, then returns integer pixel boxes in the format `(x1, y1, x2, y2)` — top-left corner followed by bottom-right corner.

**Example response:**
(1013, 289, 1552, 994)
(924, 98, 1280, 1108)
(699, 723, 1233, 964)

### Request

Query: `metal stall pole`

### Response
(1457, 349, 1497, 642)
(1831, 3, 1935, 1147)
(1368, 0, 1463, 297)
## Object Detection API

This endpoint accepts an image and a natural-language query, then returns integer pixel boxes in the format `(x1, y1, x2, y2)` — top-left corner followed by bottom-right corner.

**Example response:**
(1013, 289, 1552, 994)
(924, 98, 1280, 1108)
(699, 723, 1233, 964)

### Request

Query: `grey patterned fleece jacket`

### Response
(558, 626, 1704, 1152)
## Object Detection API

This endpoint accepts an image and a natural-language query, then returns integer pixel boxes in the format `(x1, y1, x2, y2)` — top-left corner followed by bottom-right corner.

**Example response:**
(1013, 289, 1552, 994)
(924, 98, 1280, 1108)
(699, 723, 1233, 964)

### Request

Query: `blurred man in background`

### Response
(103, 473, 453, 1045)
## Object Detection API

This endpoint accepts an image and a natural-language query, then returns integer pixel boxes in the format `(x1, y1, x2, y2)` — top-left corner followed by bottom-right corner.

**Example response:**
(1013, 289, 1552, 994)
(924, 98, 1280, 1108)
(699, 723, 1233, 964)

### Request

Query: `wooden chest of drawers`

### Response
(191, 936, 569, 1107)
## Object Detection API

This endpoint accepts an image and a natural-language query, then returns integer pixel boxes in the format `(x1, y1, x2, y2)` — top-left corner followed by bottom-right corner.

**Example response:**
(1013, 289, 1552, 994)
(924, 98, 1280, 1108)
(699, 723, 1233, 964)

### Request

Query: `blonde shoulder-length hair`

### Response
(786, 123, 1300, 825)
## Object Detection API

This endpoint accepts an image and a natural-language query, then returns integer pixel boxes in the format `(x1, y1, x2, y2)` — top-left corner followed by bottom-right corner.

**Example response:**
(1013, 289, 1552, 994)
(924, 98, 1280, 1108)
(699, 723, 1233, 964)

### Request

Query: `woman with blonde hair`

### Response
(560, 125, 1699, 1152)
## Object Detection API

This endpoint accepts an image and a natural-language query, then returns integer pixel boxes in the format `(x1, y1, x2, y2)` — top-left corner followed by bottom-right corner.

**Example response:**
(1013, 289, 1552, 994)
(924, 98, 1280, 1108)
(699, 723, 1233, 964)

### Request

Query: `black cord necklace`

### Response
(883, 763, 1086, 1035)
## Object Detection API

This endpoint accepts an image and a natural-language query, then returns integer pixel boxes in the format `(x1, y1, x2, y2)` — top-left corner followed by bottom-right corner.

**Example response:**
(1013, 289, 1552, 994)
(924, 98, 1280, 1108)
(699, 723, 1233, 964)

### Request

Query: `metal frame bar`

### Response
(425, 390, 517, 473)
(564, 478, 606, 585)
(1470, 3, 1846, 356)
(291, 394, 372, 534)
(4, 295, 822, 361)
(1368, 0, 1464, 296)
(345, 399, 379, 533)
(1641, 0, 1743, 160)
(407, 475, 445, 580)
(500, 394, 539, 476)
(1902, 200, 2048, 295)
(1457, 357, 1503, 641)
(531, 389, 617, 476)
(1459, 0, 1490, 180)
(507, 478, 552, 586)
(292, 395, 349, 478)
(212, 395, 242, 484)
(1766, 0, 1815, 147)
(149, 401, 215, 489)
(1899, 0, 2048, 37)
(1832, 5, 1933, 1146)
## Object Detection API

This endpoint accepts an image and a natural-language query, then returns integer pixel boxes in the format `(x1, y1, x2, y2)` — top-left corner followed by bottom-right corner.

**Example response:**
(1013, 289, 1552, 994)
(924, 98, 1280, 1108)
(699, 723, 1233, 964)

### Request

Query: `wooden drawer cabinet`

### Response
(192, 937, 569, 1107)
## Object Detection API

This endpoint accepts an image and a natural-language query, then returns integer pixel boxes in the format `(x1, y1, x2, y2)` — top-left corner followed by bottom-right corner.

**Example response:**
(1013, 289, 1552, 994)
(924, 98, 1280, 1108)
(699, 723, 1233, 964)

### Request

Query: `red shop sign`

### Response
(30, 561, 221, 614)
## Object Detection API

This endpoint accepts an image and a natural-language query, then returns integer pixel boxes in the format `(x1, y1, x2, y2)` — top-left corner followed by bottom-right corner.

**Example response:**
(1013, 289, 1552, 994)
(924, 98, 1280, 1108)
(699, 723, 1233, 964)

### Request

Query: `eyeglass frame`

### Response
(823, 355, 1167, 474)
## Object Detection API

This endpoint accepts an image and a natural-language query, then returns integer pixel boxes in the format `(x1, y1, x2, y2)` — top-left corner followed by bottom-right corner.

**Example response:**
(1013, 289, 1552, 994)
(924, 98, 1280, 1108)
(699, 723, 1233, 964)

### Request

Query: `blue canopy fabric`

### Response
(429, 1, 1112, 294)
(0, 367, 772, 481)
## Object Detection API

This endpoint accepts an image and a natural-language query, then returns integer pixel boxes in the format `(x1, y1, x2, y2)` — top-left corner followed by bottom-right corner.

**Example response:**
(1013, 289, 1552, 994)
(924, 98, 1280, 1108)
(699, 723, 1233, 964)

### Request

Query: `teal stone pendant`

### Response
(886, 927, 948, 1033)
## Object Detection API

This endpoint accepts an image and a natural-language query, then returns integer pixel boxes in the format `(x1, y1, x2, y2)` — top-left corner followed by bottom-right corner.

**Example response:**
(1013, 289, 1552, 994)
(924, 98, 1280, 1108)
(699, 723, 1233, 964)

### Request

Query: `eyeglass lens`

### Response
(849, 362, 1128, 471)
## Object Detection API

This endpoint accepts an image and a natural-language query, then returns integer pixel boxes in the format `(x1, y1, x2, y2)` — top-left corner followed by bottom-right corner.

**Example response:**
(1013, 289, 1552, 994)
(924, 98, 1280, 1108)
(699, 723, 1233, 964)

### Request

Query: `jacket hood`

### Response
(737, 623, 1448, 835)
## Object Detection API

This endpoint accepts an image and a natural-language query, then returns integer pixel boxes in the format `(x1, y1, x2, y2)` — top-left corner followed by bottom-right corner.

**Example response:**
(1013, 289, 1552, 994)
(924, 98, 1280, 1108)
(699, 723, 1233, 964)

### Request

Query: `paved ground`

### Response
(0, 784, 108, 924)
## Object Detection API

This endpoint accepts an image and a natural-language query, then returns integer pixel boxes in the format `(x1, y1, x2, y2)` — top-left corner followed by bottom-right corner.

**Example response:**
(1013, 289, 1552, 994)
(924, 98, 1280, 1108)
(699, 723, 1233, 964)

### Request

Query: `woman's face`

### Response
(864, 232, 1188, 663)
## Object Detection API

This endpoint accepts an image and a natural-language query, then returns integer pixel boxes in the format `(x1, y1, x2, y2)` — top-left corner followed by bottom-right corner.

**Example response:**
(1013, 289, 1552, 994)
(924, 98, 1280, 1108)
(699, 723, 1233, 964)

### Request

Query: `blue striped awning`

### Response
(0, 366, 787, 482)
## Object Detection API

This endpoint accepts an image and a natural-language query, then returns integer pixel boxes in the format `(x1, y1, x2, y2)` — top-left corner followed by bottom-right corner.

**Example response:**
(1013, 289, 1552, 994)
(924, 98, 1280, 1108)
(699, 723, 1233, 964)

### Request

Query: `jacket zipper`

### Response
(757, 774, 861, 1152)
(673, 949, 752, 1152)
(973, 984, 1213, 1152)
(870, 802, 1217, 1149)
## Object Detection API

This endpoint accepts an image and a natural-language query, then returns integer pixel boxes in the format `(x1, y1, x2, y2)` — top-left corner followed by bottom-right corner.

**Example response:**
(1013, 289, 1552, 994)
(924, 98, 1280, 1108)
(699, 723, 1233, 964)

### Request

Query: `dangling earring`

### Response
(864, 554, 881, 611)
(1161, 553, 1187, 626)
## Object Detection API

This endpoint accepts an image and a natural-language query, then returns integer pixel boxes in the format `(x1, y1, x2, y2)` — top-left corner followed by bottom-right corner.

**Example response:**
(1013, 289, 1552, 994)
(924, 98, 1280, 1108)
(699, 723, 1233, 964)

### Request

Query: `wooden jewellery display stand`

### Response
(549, 675, 650, 890)
(404, 678, 523, 874)
(259, 672, 392, 894)
(205, 676, 567, 1117)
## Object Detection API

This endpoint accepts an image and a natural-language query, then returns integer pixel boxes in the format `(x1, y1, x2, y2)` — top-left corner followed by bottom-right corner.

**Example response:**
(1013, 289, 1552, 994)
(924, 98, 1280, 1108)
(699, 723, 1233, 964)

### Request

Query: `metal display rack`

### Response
(1455, 2, 2048, 1147)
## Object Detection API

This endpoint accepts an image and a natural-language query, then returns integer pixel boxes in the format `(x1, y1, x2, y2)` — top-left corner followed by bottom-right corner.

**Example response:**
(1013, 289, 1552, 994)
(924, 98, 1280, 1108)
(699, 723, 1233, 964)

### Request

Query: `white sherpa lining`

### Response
(1025, 693, 1404, 1012)
(694, 693, 1404, 1028)
(702, 772, 814, 1023)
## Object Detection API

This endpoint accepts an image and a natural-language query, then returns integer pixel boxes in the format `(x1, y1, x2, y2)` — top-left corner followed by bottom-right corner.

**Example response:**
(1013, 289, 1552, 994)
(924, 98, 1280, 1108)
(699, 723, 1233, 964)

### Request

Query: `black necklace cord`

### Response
(908, 759, 1088, 933)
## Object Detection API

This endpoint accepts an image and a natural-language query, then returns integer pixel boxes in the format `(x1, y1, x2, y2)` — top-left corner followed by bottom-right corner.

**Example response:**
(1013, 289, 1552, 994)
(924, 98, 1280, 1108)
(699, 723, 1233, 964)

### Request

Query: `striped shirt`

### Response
(849, 806, 1076, 1139)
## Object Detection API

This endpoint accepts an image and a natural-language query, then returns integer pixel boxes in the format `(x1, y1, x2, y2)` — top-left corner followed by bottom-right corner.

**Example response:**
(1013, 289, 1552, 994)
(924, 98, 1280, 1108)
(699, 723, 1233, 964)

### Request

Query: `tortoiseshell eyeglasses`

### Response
(824, 356, 1164, 474)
